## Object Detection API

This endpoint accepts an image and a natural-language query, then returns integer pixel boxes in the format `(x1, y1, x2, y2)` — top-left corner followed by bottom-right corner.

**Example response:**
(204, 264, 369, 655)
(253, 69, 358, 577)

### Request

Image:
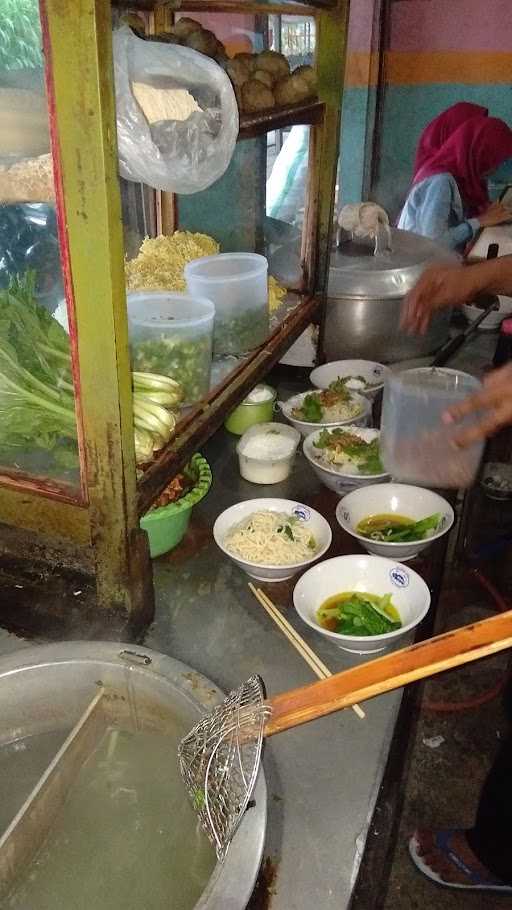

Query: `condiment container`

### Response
(224, 384, 276, 435)
(127, 291, 214, 405)
(185, 253, 269, 356)
(380, 367, 484, 489)
(237, 423, 301, 484)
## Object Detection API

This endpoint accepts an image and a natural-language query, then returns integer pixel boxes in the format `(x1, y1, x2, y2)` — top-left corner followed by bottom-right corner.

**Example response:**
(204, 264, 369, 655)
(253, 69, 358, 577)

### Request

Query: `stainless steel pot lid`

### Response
(328, 228, 458, 299)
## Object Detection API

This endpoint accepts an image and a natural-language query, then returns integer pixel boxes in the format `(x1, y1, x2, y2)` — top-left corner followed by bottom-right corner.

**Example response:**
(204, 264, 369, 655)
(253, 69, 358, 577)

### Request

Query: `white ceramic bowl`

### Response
(294, 554, 431, 654)
(462, 296, 512, 331)
(336, 483, 454, 561)
(280, 390, 371, 437)
(310, 360, 390, 400)
(213, 498, 332, 583)
(303, 426, 389, 495)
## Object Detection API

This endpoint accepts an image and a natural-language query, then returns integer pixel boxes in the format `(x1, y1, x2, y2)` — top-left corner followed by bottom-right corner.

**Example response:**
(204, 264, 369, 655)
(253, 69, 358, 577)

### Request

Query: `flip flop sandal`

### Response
(409, 829, 512, 893)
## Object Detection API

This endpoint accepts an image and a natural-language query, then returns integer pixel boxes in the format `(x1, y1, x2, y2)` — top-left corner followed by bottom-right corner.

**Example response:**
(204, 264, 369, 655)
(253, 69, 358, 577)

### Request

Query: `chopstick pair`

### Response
(248, 583, 365, 720)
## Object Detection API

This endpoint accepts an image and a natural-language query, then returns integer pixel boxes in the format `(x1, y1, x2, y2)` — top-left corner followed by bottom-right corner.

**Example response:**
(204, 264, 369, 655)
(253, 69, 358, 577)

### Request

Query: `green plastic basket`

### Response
(140, 453, 212, 558)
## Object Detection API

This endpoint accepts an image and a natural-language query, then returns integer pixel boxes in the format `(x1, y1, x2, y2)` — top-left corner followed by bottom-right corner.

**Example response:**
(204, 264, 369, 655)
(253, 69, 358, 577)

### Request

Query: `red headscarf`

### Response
(413, 103, 488, 179)
(413, 116, 512, 216)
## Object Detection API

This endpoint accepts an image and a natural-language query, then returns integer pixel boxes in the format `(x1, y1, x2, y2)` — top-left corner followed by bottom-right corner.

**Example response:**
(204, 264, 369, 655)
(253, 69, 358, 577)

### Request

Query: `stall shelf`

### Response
(0, 0, 349, 624)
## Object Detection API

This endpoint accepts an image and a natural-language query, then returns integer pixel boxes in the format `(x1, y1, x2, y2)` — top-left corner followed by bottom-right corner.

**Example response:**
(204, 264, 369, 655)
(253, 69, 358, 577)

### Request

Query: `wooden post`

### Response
(42, 0, 154, 624)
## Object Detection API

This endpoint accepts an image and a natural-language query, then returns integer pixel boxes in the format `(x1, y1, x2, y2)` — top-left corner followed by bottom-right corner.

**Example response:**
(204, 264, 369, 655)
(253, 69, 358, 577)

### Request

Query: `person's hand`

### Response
(478, 201, 512, 228)
(401, 263, 482, 335)
(443, 363, 512, 446)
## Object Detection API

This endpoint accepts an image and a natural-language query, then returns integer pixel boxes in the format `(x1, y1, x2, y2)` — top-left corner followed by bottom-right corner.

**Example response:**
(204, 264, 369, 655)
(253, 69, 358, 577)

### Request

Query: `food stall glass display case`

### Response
(0, 0, 348, 626)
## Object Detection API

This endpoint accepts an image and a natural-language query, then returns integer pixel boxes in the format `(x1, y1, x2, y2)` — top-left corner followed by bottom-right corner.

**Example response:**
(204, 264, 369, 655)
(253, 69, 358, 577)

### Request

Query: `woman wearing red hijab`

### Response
(399, 116, 512, 250)
(412, 102, 488, 179)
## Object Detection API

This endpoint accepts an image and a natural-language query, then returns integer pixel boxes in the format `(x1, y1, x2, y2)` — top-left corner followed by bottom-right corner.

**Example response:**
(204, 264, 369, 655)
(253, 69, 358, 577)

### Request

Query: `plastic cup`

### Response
(127, 291, 214, 405)
(380, 367, 485, 489)
(185, 253, 269, 356)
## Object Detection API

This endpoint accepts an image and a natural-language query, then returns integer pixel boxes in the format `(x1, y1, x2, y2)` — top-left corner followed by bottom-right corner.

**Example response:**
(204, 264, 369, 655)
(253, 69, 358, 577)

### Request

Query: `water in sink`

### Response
(5, 727, 216, 910)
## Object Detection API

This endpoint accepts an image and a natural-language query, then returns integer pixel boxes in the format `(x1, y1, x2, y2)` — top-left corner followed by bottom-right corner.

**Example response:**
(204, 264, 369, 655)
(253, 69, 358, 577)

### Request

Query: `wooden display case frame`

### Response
(0, 0, 349, 624)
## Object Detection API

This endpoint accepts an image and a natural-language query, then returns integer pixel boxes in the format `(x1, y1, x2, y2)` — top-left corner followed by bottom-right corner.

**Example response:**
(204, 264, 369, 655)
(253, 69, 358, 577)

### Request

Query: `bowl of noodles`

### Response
(280, 388, 370, 437)
(213, 498, 332, 582)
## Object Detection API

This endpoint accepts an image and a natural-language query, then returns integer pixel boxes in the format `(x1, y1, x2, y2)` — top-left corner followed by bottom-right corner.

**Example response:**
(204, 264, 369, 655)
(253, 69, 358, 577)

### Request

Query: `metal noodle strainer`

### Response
(179, 610, 512, 859)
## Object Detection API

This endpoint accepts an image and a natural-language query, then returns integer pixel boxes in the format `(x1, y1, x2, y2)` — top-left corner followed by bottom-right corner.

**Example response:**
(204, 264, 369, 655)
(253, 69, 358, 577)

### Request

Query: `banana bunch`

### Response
(132, 371, 183, 465)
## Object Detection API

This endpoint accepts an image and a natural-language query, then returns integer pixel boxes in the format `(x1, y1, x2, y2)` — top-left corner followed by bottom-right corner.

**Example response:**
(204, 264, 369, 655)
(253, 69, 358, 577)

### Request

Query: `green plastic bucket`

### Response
(140, 453, 212, 558)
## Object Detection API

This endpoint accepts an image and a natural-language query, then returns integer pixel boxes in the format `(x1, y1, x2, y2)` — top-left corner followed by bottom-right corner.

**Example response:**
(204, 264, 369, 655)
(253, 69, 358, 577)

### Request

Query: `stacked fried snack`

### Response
(226, 51, 316, 113)
(134, 16, 317, 115)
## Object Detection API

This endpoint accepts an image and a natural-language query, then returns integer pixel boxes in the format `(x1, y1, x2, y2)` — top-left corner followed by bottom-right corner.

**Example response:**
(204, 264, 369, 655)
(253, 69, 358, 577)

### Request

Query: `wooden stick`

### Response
(0, 689, 106, 898)
(264, 610, 512, 737)
(249, 583, 365, 720)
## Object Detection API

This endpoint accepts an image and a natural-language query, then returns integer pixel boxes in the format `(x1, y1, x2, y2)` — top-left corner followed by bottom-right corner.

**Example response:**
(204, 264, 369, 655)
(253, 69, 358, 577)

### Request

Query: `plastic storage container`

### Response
(185, 253, 269, 355)
(381, 367, 485, 489)
(224, 384, 276, 435)
(237, 422, 300, 484)
(127, 291, 214, 405)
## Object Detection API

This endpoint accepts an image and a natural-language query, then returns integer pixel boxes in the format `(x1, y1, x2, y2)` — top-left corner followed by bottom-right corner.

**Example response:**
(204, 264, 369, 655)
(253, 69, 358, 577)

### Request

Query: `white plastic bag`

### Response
(113, 26, 239, 194)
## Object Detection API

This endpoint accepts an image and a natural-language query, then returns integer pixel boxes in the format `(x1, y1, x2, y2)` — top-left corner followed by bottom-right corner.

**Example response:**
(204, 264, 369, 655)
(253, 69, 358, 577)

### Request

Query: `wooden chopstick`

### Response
(248, 583, 366, 720)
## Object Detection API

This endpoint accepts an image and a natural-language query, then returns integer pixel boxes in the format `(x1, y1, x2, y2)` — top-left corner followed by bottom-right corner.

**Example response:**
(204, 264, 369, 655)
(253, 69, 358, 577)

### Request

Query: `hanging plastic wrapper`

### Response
(113, 26, 239, 194)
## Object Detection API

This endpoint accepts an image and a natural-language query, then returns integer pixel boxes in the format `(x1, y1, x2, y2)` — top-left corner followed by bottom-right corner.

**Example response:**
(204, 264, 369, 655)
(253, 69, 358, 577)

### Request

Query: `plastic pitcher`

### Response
(380, 367, 485, 489)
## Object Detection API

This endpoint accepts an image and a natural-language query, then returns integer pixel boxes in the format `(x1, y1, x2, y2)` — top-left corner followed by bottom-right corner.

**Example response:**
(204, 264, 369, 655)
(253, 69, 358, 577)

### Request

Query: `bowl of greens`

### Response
(303, 426, 389, 494)
(336, 483, 454, 561)
(293, 554, 431, 654)
(280, 388, 370, 437)
(310, 360, 390, 401)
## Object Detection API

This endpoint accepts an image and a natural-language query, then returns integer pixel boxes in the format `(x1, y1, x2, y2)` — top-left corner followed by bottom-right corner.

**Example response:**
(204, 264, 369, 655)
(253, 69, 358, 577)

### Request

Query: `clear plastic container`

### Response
(237, 422, 300, 484)
(380, 367, 485, 489)
(184, 253, 269, 356)
(127, 291, 214, 405)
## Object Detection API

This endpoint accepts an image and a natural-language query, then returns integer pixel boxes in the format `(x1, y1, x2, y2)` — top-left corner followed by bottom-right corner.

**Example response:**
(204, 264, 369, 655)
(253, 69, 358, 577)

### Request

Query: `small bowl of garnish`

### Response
(336, 483, 454, 561)
(309, 360, 390, 401)
(303, 426, 390, 495)
(213, 498, 332, 582)
(294, 554, 431, 654)
(280, 388, 370, 437)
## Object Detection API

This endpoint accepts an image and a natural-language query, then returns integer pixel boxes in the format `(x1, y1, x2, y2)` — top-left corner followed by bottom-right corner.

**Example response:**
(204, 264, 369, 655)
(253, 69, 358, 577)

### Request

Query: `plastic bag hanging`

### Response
(113, 26, 239, 194)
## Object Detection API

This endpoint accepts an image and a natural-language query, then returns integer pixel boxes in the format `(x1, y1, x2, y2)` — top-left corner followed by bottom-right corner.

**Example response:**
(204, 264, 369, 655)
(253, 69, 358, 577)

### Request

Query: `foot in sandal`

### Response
(409, 828, 512, 892)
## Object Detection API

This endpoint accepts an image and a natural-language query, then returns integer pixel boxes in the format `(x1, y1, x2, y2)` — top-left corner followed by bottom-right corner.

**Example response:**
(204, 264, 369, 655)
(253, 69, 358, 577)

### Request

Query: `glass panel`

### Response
(0, 0, 82, 494)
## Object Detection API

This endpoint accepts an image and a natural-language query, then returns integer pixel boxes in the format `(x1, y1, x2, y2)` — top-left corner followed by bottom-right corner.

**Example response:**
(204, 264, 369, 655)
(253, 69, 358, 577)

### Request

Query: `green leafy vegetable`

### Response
(357, 513, 441, 543)
(314, 428, 384, 475)
(0, 273, 78, 464)
(297, 393, 323, 423)
(317, 592, 401, 637)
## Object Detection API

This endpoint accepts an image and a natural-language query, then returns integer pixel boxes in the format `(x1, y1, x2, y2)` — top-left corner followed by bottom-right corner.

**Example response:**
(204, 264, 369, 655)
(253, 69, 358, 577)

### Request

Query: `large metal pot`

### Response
(323, 228, 458, 363)
(0, 642, 266, 910)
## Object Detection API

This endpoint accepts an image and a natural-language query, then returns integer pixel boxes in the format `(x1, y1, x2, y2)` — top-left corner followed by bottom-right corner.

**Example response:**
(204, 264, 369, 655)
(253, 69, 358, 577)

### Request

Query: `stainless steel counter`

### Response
(0, 327, 498, 909)
(143, 426, 448, 910)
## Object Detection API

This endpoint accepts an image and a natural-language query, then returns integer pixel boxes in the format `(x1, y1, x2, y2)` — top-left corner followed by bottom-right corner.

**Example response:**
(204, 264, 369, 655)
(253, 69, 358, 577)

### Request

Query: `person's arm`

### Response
(401, 255, 512, 334)
(411, 176, 473, 250)
(444, 363, 512, 446)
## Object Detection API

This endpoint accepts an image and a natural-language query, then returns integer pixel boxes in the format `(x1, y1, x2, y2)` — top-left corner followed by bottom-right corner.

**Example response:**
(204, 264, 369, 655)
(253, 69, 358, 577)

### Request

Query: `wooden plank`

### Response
(43, 0, 153, 619)
(0, 484, 90, 545)
(137, 293, 322, 513)
(0, 690, 107, 900)
(265, 609, 512, 736)
(114, 0, 333, 14)
(239, 101, 325, 141)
